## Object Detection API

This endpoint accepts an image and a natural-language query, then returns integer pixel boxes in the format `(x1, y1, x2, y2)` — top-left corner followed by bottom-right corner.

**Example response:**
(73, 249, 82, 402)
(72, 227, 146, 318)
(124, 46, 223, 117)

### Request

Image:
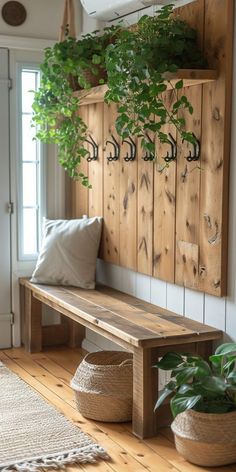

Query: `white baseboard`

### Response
(83, 328, 127, 352)
(82, 338, 102, 353)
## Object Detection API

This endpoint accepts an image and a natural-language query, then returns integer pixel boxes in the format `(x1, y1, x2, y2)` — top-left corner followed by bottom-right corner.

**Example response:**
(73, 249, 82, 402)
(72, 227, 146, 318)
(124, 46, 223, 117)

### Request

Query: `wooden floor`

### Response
(1, 346, 236, 472)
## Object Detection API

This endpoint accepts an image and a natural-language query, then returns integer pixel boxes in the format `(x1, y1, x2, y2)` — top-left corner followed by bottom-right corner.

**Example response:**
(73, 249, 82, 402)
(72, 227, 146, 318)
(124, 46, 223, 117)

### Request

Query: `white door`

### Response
(0, 48, 12, 348)
(10, 50, 44, 347)
(9, 49, 65, 347)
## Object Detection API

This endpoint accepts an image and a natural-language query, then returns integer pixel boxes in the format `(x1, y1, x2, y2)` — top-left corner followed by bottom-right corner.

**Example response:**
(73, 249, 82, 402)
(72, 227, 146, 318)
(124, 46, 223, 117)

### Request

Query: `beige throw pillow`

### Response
(31, 217, 102, 289)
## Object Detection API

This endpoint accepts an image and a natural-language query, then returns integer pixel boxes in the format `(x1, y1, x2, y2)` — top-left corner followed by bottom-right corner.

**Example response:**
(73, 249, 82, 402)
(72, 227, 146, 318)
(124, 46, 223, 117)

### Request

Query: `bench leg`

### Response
(65, 318, 86, 348)
(24, 288, 42, 353)
(132, 347, 159, 439)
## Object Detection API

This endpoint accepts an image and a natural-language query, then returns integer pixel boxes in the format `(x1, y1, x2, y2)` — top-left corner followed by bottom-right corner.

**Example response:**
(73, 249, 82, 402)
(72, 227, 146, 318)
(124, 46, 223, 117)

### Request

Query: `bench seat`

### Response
(19, 278, 222, 439)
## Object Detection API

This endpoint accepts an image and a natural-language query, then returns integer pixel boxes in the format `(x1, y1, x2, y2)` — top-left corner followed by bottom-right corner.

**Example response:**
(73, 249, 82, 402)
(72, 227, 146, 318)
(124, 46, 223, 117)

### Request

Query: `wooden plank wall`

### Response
(153, 91, 177, 283)
(70, 0, 233, 297)
(137, 133, 154, 275)
(175, 1, 204, 290)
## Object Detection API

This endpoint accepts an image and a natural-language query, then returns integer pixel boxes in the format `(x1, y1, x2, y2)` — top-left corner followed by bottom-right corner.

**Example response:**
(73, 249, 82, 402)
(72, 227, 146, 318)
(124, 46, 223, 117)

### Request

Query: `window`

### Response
(18, 67, 44, 260)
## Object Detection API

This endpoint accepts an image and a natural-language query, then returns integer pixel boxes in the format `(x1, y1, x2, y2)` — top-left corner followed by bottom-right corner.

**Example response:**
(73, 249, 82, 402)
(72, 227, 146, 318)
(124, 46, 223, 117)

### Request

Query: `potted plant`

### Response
(155, 342, 236, 466)
(32, 25, 120, 185)
(105, 4, 206, 167)
(33, 5, 206, 181)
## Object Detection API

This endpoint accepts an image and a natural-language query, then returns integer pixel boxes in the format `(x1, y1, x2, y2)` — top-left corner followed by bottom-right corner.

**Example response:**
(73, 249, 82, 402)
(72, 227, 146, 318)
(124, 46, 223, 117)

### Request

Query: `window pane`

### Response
(19, 67, 41, 259)
(22, 114, 37, 160)
(22, 163, 37, 206)
(22, 71, 36, 113)
(23, 208, 37, 255)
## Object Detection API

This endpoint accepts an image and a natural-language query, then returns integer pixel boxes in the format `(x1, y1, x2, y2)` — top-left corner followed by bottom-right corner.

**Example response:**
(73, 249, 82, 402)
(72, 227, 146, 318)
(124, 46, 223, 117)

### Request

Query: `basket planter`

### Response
(69, 66, 107, 91)
(171, 409, 236, 467)
(71, 351, 133, 422)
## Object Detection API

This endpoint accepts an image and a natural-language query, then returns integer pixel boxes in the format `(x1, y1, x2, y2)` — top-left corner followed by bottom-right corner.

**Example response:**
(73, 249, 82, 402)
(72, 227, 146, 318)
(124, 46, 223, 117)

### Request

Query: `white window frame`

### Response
(17, 63, 46, 261)
(10, 48, 65, 349)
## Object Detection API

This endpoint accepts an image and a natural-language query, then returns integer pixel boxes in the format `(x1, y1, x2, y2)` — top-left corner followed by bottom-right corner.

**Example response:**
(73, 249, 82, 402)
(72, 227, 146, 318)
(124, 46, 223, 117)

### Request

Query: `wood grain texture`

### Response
(103, 103, 120, 264)
(120, 144, 137, 270)
(174, 0, 204, 48)
(137, 135, 154, 275)
(71, 106, 89, 218)
(24, 288, 42, 353)
(42, 324, 68, 347)
(132, 347, 159, 438)
(87, 103, 104, 218)
(153, 90, 176, 283)
(199, 0, 233, 295)
(68, 0, 232, 297)
(68, 321, 85, 348)
(75, 69, 217, 105)
(175, 0, 203, 290)
(20, 279, 222, 349)
(175, 86, 202, 288)
(176, 240, 199, 289)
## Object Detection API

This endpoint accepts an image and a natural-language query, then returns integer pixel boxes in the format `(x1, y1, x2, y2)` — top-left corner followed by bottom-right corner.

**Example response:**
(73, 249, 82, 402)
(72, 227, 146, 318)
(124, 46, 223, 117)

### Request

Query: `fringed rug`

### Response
(0, 362, 109, 471)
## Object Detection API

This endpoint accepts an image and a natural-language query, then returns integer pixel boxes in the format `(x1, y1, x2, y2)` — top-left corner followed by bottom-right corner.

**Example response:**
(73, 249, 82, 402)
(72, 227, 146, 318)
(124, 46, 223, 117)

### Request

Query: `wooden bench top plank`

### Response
(20, 279, 222, 347)
(29, 285, 161, 347)
(100, 285, 220, 335)
(66, 286, 196, 337)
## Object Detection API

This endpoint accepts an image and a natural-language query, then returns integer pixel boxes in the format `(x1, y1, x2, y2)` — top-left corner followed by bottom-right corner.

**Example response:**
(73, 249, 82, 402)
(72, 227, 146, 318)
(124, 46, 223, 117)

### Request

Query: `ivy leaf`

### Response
(189, 105, 194, 114)
(92, 54, 101, 65)
(175, 79, 183, 90)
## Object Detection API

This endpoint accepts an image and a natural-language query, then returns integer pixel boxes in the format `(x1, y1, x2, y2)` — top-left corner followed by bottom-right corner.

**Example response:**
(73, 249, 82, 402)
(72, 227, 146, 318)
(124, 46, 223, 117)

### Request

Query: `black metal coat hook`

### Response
(142, 133, 155, 161)
(163, 133, 177, 163)
(183, 134, 201, 162)
(106, 134, 120, 161)
(85, 135, 99, 162)
(123, 136, 136, 162)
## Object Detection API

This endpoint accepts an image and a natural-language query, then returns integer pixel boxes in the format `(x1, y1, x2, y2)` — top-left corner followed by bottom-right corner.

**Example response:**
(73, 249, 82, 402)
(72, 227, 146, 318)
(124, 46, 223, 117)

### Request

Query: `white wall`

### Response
(83, 5, 236, 352)
(0, 0, 82, 40)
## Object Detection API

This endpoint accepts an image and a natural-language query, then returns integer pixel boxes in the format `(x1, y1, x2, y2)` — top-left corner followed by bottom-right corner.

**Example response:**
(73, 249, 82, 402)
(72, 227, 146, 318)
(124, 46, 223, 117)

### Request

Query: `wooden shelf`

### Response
(75, 69, 218, 105)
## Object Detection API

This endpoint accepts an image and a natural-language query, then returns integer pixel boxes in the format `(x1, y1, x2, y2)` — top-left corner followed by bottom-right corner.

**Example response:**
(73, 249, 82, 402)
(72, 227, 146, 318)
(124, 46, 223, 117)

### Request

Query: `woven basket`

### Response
(171, 409, 236, 467)
(69, 67, 107, 91)
(71, 351, 133, 422)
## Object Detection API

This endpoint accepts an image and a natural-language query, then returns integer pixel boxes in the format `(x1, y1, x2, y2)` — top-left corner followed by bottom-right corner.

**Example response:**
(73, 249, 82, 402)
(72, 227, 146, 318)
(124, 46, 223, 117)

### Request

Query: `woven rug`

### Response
(0, 362, 109, 471)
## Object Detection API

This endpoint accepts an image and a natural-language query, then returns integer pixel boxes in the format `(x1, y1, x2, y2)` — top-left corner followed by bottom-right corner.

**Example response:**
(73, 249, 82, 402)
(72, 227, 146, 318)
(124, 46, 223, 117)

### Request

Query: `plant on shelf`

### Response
(105, 4, 206, 167)
(155, 342, 236, 467)
(32, 25, 120, 185)
(32, 5, 207, 182)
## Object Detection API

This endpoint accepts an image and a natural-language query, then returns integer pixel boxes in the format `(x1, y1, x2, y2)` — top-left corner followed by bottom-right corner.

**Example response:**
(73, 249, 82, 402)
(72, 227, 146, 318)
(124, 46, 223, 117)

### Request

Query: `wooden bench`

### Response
(19, 278, 222, 439)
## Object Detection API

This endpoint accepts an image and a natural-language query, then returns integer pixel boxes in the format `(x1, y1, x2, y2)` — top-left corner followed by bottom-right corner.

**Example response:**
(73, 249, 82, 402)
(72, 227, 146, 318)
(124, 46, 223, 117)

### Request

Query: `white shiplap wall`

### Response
(82, 5, 236, 352)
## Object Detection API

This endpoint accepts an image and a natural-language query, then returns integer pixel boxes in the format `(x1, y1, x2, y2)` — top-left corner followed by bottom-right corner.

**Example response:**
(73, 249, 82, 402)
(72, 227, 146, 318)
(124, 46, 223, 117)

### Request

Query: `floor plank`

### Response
(2, 346, 236, 472)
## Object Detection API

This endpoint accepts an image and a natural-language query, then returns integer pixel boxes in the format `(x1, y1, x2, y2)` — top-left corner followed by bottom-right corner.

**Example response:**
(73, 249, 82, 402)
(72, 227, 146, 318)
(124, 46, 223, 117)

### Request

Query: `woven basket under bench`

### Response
(71, 351, 133, 422)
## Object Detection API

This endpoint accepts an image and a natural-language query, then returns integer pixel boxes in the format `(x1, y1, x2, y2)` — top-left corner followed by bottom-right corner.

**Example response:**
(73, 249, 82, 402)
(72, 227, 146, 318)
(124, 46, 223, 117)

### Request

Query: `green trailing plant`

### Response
(155, 342, 236, 418)
(32, 5, 207, 182)
(32, 25, 120, 185)
(105, 4, 206, 168)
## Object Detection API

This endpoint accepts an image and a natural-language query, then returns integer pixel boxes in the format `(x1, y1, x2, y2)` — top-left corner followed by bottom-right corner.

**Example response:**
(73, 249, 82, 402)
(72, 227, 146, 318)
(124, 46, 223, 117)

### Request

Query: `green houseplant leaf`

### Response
(32, 5, 207, 181)
(155, 343, 236, 418)
(32, 25, 121, 184)
(105, 4, 207, 168)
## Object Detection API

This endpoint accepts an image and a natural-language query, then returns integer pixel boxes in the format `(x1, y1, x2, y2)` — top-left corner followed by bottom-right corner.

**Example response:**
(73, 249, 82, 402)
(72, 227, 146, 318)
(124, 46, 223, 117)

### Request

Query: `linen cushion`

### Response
(31, 217, 102, 289)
